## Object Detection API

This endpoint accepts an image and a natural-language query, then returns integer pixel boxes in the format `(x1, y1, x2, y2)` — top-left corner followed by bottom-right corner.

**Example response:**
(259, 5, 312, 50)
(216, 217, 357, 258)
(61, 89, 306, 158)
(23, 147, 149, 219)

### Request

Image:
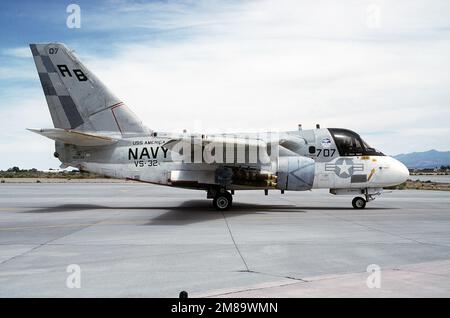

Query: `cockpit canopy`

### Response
(328, 128, 384, 156)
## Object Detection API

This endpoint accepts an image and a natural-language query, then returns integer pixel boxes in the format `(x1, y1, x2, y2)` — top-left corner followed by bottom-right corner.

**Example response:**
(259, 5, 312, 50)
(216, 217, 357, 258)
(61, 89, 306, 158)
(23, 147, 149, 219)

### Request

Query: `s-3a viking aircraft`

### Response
(28, 43, 409, 210)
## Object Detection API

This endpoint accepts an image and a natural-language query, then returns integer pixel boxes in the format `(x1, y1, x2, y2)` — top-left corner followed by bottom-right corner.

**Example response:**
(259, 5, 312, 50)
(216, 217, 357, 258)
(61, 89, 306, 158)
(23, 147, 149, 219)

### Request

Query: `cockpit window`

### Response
(328, 128, 384, 156)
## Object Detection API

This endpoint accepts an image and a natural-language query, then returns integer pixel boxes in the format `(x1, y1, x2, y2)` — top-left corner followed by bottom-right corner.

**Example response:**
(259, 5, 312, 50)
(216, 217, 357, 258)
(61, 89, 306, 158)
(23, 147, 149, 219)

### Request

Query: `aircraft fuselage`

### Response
(56, 128, 409, 195)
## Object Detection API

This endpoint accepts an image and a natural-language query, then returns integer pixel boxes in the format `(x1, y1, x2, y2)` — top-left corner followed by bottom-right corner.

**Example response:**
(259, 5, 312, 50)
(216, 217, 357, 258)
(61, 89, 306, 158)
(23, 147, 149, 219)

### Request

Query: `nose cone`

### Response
(371, 156, 409, 187)
(391, 158, 409, 185)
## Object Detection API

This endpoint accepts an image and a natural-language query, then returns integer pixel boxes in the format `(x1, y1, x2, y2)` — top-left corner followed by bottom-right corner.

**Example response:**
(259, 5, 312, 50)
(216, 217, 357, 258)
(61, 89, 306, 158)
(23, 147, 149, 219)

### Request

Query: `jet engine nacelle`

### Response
(277, 156, 315, 191)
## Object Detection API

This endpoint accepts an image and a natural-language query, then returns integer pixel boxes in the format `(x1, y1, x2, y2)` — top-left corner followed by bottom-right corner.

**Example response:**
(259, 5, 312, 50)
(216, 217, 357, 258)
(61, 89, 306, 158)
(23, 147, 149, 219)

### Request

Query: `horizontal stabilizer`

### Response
(27, 128, 118, 147)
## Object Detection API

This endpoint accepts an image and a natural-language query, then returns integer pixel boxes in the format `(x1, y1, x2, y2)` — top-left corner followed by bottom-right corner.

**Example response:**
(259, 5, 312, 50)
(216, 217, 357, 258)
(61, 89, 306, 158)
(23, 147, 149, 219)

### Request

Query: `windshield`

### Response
(328, 128, 384, 156)
(362, 140, 383, 155)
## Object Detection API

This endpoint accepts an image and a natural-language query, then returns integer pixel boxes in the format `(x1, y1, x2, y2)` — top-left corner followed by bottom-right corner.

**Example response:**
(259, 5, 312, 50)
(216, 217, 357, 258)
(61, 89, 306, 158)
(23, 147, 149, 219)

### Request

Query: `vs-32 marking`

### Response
(128, 146, 169, 167)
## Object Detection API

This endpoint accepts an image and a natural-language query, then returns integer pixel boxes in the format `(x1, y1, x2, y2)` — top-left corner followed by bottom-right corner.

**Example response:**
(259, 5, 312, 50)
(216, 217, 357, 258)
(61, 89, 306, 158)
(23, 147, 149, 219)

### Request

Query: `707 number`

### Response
(316, 148, 336, 157)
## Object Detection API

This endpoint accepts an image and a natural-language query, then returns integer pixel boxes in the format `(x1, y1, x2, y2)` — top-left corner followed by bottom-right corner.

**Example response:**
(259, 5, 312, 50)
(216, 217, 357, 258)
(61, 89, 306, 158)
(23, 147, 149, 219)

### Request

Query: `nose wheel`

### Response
(352, 197, 366, 209)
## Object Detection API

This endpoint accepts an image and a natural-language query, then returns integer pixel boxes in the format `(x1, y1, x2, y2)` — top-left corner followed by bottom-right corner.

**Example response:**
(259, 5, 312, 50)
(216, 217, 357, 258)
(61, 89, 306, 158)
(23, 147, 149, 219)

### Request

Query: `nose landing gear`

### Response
(352, 197, 366, 209)
(352, 188, 380, 209)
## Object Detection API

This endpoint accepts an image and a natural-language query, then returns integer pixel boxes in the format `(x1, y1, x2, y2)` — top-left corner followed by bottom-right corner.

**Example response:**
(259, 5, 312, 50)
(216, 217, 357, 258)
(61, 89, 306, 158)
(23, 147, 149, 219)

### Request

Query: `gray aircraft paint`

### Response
(30, 43, 409, 197)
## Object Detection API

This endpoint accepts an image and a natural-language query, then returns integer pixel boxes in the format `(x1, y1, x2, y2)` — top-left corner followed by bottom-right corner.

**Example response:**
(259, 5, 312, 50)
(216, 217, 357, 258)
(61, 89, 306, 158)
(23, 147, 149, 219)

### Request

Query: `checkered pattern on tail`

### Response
(30, 44, 84, 129)
(29, 43, 149, 135)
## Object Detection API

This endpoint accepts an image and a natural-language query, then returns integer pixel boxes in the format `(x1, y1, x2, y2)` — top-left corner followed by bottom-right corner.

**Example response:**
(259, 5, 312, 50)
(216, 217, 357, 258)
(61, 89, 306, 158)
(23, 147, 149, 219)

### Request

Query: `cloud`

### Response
(85, 0, 450, 151)
(0, 0, 449, 169)
(0, 93, 57, 169)
(2, 47, 30, 58)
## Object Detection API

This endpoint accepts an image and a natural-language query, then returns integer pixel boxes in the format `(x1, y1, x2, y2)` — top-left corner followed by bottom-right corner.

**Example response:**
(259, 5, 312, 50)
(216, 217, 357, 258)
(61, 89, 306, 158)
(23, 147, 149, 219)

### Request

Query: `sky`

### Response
(0, 0, 449, 170)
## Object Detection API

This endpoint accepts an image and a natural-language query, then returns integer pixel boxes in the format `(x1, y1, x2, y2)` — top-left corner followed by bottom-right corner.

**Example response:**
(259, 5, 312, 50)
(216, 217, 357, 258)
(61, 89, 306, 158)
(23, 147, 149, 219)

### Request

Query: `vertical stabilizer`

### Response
(30, 43, 149, 135)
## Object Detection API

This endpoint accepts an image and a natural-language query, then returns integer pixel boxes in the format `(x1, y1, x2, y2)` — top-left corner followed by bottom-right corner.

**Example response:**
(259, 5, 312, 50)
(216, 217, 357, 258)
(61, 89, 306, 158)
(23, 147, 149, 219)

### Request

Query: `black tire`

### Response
(352, 197, 366, 209)
(213, 192, 232, 211)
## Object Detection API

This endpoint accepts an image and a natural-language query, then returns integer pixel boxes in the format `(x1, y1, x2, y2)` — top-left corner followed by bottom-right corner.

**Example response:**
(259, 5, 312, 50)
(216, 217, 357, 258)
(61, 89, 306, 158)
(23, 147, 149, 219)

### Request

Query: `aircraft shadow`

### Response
(23, 201, 394, 214)
(24, 201, 308, 214)
(22, 201, 395, 226)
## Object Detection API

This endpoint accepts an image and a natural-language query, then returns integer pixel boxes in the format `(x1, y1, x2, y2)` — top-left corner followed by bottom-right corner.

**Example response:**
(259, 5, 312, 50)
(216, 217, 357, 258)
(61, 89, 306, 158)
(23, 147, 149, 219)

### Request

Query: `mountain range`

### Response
(394, 150, 450, 169)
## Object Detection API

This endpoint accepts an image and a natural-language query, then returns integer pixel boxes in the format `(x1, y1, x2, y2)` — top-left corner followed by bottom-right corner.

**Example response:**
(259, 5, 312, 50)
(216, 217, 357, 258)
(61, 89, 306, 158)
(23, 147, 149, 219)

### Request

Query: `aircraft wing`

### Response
(163, 135, 270, 165)
(163, 136, 267, 150)
(27, 128, 119, 147)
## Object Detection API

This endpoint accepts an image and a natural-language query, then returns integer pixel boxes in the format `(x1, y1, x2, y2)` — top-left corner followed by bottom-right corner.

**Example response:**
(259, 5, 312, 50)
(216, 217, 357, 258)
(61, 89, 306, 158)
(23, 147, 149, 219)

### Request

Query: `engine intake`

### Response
(277, 156, 315, 191)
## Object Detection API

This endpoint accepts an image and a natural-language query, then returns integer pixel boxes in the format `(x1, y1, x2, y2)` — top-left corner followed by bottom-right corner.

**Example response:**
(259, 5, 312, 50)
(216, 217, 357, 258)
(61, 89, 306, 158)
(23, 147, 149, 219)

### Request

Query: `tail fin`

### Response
(29, 43, 149, 135)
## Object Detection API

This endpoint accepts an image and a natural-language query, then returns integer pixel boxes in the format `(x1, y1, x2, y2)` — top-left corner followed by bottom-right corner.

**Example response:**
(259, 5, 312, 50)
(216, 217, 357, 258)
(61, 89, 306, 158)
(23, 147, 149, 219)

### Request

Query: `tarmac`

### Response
(0, 182, 449, 297)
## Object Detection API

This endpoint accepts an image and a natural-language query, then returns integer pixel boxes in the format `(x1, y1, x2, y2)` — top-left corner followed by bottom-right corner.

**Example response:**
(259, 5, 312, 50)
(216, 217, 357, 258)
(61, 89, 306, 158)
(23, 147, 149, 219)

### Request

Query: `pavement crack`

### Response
(316, 210, 449, 248)
(281, 196, 450, 249)
(0, 229, 82, 267)
(394, 268, 450, 279)
(0, 243, 47, 267)
(285, 276, 308, 282)
(0, 212, 120, 267)
(203, 280, 303, 298)
(221, 210, 250, 272)
(233, 268, 308, 282)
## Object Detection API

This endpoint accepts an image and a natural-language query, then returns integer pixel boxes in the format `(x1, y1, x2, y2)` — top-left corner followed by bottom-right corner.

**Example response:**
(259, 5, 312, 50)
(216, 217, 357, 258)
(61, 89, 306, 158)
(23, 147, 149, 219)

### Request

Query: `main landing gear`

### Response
(208, 188, 233, 211)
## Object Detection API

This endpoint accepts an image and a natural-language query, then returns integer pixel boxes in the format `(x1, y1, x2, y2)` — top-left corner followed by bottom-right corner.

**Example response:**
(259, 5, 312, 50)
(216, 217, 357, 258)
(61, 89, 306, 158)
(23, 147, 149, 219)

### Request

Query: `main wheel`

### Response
(213, 192, 233, 211)
(352, 197, 366, 209)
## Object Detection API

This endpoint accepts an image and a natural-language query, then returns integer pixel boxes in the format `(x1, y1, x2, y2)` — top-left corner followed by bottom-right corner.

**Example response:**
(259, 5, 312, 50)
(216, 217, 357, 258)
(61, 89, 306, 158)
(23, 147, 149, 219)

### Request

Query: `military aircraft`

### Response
(28, 43, 409, 210)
